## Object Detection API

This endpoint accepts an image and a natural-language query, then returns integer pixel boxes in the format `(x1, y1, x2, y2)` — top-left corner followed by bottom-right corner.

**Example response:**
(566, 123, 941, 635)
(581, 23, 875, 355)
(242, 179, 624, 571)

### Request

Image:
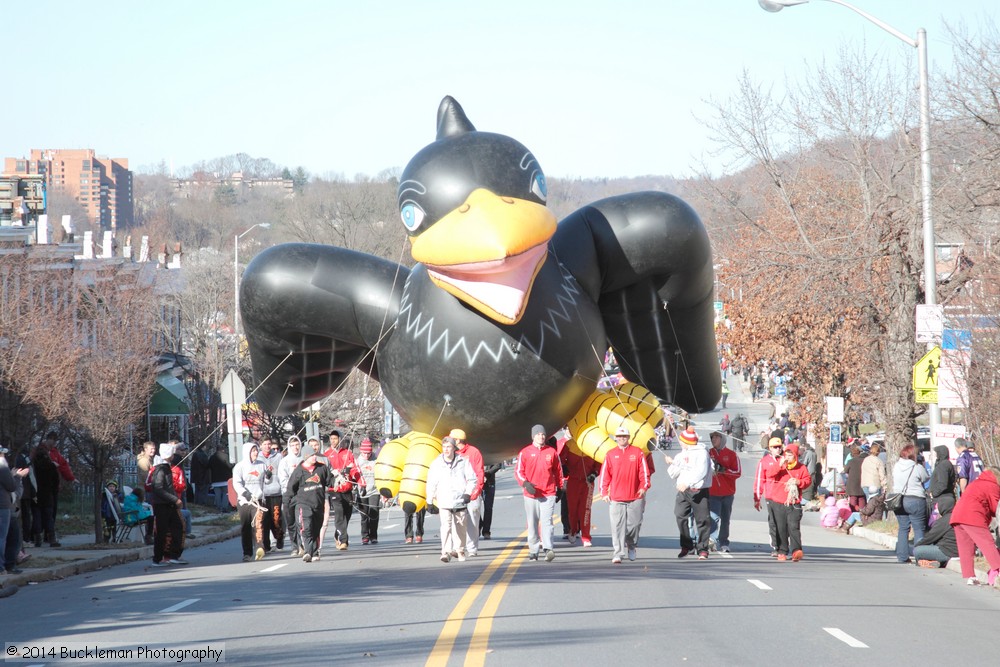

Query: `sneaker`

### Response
(313, 551, 321, 561)
(467, 550, 478, 557)
(255, 547, 265, 561)
(169, 558, 189, 565)
(568, 534, 578, 545)
(17, 552, 31, 564)
(440, 554, 451, 563)
(302, 553, 312, 563)
(628, 547, 637, 562)
(450, 551, 459, 558)
(242, 555, 252, 562)
(458, 553, 467, 562)
(264, 547, 274, 554)
(988, 569, 999, 587)
(49, 541, 61, 548)
(528, 552, 538, 561)
(917, 559, 940, 569)
(562, 533, 571, 540)
(718, 545, 731, 554)
(337, 542, 348, 551)
(698, 551, 709, 560)
(678, 548, 691, 559)
(545, 550, 556, 562)
(151, 560, 169, 567)
(371, 539, 378, 545)
(481, 533, 491, 540)
(362, 538, 370, 545)
(776, 554, 787, 562)
(612, 556, 622, 564)
(708, 539, 717, 552)
(274, 544, 284, 551)
(770, 550, 779, 558)
(582, 539, 593, 548)
(405, 537, 413, 544)
(415, 536, 423, 544)
(967, 577, 981, 586)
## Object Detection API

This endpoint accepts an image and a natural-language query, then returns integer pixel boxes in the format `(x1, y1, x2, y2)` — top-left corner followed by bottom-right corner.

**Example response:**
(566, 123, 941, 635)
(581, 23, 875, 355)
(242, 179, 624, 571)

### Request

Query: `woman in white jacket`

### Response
(665, 427, 713, 559)
(426, 437, 476, 563)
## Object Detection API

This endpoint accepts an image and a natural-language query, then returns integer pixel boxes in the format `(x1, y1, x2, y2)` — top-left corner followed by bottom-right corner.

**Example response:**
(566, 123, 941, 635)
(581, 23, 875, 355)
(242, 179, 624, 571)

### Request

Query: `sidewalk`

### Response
(0, 512, 240, 599)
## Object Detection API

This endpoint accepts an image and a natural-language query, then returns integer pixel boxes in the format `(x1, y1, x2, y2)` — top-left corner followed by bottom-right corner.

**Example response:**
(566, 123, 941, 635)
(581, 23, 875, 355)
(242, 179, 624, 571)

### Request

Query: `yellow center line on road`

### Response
(424, 532, 527, 667)
(463, 549, 527, 667)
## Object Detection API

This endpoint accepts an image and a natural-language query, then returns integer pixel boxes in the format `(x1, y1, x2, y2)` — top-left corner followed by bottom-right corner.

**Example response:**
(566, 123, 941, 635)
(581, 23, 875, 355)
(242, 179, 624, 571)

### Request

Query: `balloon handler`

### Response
(240, 97, 721, 506)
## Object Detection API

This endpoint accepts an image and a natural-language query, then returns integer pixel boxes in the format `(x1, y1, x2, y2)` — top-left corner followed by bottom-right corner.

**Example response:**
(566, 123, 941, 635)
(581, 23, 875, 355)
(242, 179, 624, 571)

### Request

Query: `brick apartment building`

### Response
(3, 148, 134, 230)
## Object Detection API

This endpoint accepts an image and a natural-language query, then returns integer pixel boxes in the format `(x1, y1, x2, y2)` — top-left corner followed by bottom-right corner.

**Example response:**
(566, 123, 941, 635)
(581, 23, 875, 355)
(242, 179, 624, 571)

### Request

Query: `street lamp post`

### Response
(234, 223, 271, 336)
(759, 0, 940, 430)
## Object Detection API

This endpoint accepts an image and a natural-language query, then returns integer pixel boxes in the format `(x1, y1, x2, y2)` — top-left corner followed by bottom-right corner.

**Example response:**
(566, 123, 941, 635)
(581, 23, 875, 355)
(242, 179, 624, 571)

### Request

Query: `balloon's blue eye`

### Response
(400, 203, 425, 231)
(531, 172, 547, 201)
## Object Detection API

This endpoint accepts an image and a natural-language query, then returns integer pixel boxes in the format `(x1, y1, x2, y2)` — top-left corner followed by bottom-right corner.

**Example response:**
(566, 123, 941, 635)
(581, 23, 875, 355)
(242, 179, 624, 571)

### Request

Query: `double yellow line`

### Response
(425, 531, 529, 667)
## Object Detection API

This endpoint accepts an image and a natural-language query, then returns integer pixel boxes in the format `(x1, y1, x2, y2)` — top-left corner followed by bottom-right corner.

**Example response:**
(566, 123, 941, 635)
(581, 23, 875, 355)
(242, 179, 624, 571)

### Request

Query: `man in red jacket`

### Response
(754, 431, 785, 556)
(708, 431, 741, 553)
(764, 443, 812, 562)
(322, 430, 362, 551)
(560, 438, 600, 548)
(452, 429, 485, 556)
(600, 426, 651, 564)
(515, 425, 564, 562)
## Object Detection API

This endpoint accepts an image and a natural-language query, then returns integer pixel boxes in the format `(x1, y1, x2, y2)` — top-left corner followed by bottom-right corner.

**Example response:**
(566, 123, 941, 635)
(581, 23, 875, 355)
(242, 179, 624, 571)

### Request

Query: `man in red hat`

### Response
(665, 427, 713, 559)
(356, 438, 380, 544)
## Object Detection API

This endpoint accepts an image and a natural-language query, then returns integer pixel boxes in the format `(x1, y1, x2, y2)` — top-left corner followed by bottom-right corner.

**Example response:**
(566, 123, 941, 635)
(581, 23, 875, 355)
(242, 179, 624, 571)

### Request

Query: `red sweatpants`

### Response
(565, 479, 593, 540)
(953, 523, 1000, 578)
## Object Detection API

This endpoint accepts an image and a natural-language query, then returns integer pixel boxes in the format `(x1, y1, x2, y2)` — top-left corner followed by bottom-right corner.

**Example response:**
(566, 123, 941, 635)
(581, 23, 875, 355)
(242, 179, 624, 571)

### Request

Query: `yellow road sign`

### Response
(913, 345, 941, 392)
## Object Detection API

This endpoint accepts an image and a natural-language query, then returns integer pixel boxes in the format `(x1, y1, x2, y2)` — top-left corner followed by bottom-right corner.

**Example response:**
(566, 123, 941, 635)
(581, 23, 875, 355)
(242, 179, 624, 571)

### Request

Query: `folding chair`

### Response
(104, 488, 139, 543)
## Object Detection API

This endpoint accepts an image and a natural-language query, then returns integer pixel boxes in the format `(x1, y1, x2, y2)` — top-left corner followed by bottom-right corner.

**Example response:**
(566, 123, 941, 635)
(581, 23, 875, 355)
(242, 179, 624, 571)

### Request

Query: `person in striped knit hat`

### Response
(665, 427, 713, 559)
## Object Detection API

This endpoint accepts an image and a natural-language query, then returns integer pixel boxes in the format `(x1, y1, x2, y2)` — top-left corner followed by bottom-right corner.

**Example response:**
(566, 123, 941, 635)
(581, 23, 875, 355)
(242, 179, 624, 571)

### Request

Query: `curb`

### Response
(0, 526, 241, 596)
(851, 524, 993, 583)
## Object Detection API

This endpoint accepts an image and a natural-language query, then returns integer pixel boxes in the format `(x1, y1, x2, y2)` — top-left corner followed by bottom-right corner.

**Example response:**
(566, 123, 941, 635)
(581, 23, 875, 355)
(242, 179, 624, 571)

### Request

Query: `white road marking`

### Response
(718, 552, 734, 559)
(260, 563, 287, 573)
(382, 523, 400, 530)
(160, 598, 199, 613)
(747, 579, 772, 590)
(824, 628, 869, 648)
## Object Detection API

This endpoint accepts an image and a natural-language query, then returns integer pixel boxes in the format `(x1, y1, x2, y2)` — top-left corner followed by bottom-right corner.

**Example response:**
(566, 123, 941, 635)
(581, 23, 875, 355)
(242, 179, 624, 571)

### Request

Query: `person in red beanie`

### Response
(949, 466, 1000, 586)
(764, 443, 811, 562)
(356, 438, 380, 545)
(665, 426, 713, 559)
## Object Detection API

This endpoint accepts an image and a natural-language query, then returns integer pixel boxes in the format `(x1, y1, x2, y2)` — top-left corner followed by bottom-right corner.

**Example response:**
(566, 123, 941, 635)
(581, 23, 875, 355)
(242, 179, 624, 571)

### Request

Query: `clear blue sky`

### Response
(1, 1, 995, 179)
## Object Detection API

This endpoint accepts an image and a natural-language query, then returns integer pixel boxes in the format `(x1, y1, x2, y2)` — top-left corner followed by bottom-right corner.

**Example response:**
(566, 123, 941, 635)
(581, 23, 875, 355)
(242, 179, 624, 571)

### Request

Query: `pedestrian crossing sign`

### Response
(912, 345, 941, 403)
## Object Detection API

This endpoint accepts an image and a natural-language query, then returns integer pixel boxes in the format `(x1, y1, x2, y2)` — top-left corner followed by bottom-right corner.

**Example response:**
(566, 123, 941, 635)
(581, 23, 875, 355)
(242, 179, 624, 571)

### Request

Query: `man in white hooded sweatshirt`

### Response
(232, 442, 268, 562)
(665, 427, 713, 560)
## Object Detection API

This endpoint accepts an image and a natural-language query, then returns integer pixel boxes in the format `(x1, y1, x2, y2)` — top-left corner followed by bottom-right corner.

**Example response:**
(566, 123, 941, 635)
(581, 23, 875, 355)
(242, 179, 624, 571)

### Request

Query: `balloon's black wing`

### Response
(239, 243, 407, 415)
(551, 191, 721, 413)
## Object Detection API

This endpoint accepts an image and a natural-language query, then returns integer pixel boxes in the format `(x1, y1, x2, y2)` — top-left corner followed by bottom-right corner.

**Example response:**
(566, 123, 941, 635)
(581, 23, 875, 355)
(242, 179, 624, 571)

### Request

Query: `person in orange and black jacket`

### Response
(148, 443, 187, 567)
(763, 443, 811, 562)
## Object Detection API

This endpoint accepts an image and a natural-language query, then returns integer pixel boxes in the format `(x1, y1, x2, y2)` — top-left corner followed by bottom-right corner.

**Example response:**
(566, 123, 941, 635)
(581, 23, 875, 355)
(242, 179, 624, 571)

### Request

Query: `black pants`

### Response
(768, 502, 803, 555)
(238, 503, 264, 557)
(481, 483, 495, 536)
(405, 508, 425, 538)
(329, 491, 353, 545)
(359, 494, 380, 541)
(283, 498, 300, 550)
(32, 503, 56, 544)
(674, 488, 711, 552)
(153, 504, 184, 562)
(20, 498, 33, 539)
(298, 504, 323, 558)
(263, 495, 283, 549)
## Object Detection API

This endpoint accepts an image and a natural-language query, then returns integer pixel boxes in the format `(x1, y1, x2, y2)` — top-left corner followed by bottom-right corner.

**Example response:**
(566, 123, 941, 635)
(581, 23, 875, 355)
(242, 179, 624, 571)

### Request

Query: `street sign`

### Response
(775, 386, 787, 396)
(829, 423, 841, 443)
(915, 304, 943, 343)
(912, 346, 941, 404)
(713, 301, 723, 312)
(221, 369, 247, 465)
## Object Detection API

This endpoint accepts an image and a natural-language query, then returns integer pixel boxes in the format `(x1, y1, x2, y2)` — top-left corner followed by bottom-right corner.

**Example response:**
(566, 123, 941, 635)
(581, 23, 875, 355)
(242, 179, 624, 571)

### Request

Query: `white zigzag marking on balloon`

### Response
(397, 263, 582, 367)
(515, 263, 581, 357)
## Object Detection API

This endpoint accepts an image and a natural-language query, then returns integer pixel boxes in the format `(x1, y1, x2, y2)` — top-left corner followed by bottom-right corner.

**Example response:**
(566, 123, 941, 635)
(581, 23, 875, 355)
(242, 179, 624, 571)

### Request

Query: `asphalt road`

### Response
(4, 382, 999, 665)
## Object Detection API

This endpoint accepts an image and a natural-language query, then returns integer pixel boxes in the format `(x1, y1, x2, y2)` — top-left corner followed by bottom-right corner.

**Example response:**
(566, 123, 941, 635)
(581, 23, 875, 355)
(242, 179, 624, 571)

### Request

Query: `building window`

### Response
(82, 160, 91, 170)
(15, 160, 26, 172)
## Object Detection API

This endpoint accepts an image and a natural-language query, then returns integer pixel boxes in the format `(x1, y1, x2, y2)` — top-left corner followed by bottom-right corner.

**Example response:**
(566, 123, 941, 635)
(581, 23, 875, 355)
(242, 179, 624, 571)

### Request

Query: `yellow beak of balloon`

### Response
(410, 188, 557, 325)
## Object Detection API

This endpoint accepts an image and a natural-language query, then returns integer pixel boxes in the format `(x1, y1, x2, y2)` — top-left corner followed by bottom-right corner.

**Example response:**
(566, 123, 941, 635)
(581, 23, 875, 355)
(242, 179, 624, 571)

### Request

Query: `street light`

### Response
(234, 223, 271, 336)
(759, 0, 940, 430)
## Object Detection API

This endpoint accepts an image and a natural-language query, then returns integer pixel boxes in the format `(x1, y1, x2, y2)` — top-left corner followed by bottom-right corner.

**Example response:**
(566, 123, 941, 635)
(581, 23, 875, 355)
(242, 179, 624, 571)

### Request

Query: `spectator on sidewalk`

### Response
(955, 438, 984, 496)
(914, 499, 957, 569)
(1, 447, 30, 575)
(31, 442, 61, 547)
(148, 443, 187, 566)
(209, 444, 233, 512)
(929, 444, 957, 515)
(892, 444, 930, 564)
(949, 466, 1000, 586)
(861, 443, 888, 502)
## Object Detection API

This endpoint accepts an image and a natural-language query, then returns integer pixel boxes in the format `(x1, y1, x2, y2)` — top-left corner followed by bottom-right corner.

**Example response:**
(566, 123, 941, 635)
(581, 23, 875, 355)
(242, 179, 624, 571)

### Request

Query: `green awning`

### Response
(149, 374, 189, 416)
